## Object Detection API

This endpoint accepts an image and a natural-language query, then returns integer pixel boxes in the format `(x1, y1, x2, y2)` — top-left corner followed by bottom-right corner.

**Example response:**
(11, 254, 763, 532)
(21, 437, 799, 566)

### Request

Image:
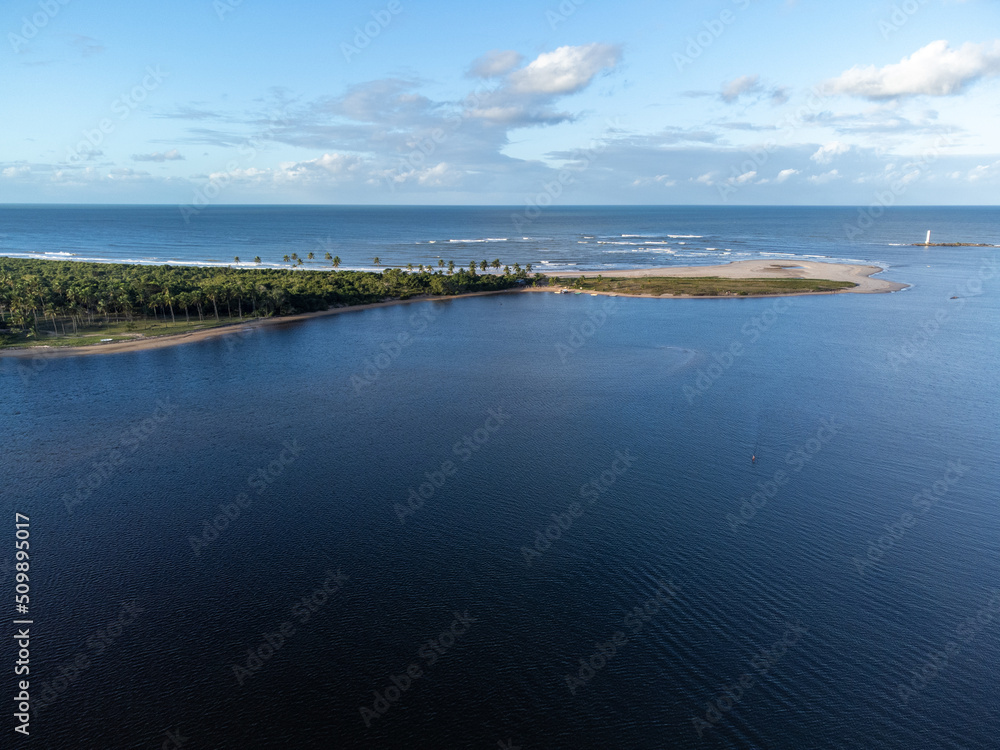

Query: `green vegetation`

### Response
(0, 256, 861, 350)
(0, 258, 535, 349)
(547, 276, 856, 296)
(912, 242, 996, 247)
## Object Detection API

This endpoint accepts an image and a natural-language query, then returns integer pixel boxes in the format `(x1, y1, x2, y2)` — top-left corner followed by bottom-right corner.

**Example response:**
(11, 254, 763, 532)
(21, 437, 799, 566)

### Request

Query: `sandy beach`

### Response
(0, 261, 904, 358)
(545, 260, 908, 294)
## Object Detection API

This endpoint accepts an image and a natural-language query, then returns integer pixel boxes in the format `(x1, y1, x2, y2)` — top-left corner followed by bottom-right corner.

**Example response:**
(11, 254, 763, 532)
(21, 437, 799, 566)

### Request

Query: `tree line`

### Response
(0, 258, 543, 337)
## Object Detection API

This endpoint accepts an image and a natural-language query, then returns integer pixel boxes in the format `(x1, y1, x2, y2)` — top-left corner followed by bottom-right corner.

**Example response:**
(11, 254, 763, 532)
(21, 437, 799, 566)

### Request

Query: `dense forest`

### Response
(0, 258, 542, 342)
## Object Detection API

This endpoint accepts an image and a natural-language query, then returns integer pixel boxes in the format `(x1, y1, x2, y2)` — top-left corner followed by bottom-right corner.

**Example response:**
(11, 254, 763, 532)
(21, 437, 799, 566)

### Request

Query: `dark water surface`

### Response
(1, 208, 999, 749)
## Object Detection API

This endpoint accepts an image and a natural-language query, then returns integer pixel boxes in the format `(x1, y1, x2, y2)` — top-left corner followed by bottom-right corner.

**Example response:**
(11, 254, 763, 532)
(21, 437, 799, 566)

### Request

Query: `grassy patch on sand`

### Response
(546, 276, 856, 297)
(0, 317, 247, 349)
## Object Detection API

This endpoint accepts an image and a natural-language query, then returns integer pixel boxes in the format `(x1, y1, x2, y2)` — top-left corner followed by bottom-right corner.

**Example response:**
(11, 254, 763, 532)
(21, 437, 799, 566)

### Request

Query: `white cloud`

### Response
(720, 75, 762, 103)
(775, 168, 799, 183)
(967, 160, 1000, 181)
(811, 142, 851, 164)
(106, 168, 151, 181)
(507, 43, 621, 96)
(308, 153, 362, 174)
(132, 149, 185, 162)
(734, 170, 757, 184)
(468, 50, 524, 79)
(273, 153, 364, 183)
(209, 167, 269, 183)
(462, 44, 622, 126)
(2, 165, 30, 178)
(632, 174, 677, 187)
(416, 162, 453, 186)
(807, 169, 841, 185)
(464, 105, 539, 124)
(824, 40, 1000, 99)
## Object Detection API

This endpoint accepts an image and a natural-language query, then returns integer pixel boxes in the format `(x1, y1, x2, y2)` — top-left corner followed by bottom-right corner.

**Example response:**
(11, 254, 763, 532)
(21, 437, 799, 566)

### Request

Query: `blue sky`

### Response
(2, 0, 999, 204)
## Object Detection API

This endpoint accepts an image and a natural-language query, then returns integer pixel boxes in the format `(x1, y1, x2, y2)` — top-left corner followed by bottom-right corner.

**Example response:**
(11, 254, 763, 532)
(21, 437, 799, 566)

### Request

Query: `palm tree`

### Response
(513, 263, 522, 274)
(325, 252, 332, 261)
(480, 260, 488, 272)
(234, 256, 240, 265)
(418, 264, 424, 272)
(43, 301, 59, 334)
(526, 263, 533, 274)
(307, 252, 315, 261)
(291, 253, 299, 261)
(407, 264, 413, 272)
(504, 265, 511, 275)
(163, 286, 177, 324)
(447, 260, 455, 274)
(332, 256, 341, 269)
(283, 255, 290, 263)
(438, 259, 445, 268)
(468, 261, 477, 274)
(254, 256, 262, 264)
(492, 258, 501, 270)
(373, 257, 381, 267)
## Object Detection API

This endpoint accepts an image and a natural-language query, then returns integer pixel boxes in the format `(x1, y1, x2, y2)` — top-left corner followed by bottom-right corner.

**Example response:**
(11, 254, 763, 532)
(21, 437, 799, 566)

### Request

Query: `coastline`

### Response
(0, 289, 515, 359)
(545, 260, 908, 294)
(0, 261, 905, 358)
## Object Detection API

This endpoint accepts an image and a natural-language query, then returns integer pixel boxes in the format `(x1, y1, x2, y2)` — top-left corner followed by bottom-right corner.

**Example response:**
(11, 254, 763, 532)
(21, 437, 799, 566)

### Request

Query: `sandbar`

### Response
(0, 261, 905, 358)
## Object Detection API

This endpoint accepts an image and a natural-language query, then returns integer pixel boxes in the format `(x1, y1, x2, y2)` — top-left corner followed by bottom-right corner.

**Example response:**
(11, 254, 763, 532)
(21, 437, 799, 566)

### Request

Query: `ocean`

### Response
(2, 204, 998, 273)
(1, 206, 999, 749)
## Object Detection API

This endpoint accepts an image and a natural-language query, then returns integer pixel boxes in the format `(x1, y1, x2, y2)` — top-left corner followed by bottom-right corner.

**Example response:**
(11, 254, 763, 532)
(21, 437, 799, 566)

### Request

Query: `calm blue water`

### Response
(1, 206, 999, 749)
